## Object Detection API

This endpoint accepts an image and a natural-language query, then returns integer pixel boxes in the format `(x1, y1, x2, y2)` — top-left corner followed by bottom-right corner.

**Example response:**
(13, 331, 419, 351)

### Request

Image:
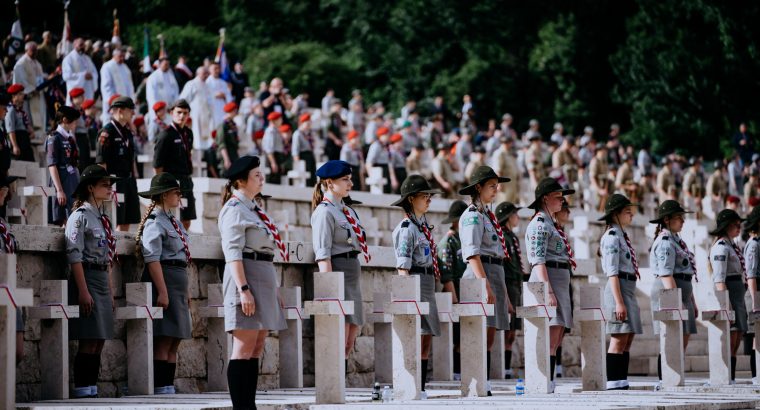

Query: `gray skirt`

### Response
(463, 261, 510, 330)
(414, 272, 440, 336)
(331, 256, 364, 326)
(604, 276, 643, 335)
(223, 258, 287, 332)
(726, 277, 748, 332)
(69, 267, 114, 340)
(650, 276, 697, 335)
(142, 264, 192, 339)
(530, 266, 572, 328)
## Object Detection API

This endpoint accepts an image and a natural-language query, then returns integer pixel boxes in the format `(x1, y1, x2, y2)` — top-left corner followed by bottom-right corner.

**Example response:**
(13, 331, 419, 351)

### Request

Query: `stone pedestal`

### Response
(432, 292, 456, 381)
(279, 286, 304, 388)
(27, 280, 80, 399)
(304, 272, 354, 404)
(19, 186, 49, 226)
(0, 254, 32, 409)
(115, 282, 164, 395)
(452, 278, 494, 397)
(367, 292, 393, 384)
(653, 288, 687, 387)
(366, 167, 387, 194)
(102, 193, 125, 224)
(517, 282, 557, 394)
(489, 330, 505, 380)
(577, 285, 606, 391)
(700, 290, 734, 386)
(199, 284, 231, 392)
(385, 275, 429, 401)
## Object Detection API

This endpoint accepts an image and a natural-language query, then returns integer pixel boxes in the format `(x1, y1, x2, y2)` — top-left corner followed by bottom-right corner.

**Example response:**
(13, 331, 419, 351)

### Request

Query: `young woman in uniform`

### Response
(47, 105, 82, 226)
(598, 194, 643, 390)
(391, 175, 442, 396)
(65, 165, 119, 398)
(458, 165, 513, 395)
(135, 173, 192, 394)
(495, 201, 524, 379)
(649, 200, 698, 386)
(524, 177, 575, 392)
(709, 209, 748, 383)
(743, 206, 760, 383)
(219, 156, 287, 409)
(311, 160, 371, 369)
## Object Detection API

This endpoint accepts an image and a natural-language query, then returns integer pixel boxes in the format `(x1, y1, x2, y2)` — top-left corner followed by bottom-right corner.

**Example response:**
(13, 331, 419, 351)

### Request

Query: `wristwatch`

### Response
(240, 284, 250, 292)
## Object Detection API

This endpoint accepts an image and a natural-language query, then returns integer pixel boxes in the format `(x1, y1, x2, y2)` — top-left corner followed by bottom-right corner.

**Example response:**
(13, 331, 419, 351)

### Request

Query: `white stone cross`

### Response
(115, 282, 164, 395)
(432, 291, 457, 381)
(700, 289, 734, 386)
(366, 167, 387, 195)
(0, 253, 33, 409)
(517, 281, 557, 394)
(27, 280, 80, 399)
(653, 288, 687, 387)
(286, 160, 311, 188)
(577, 285, 607, 391)
(19, 185, 50, 226)
(303, 272, 354, 404)
(199, 283, 231, 392)
(367, 291, 393, 384)
(453, 278, 495, 397)
(279, 286, 304, 388)
(102, 192, 125, 224)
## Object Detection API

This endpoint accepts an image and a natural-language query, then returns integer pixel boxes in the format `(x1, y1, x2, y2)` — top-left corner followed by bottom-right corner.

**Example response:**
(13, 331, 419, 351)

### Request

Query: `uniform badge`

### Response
(713, 255, 726, 261)
(69, 231, 78, 242)
(74, 219, 82, 228)
(347, 237, 353, 244)
(682, 259, 689, 266)
(463, 215, 479, 226)
(492, 234, 498, 241)
(625, 252, 630, 259)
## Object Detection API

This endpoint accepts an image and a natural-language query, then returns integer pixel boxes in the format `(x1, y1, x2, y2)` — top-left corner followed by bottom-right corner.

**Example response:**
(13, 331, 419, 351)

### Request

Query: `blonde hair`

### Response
(222, 179, 244, 205)
(312, 179, 328, 211)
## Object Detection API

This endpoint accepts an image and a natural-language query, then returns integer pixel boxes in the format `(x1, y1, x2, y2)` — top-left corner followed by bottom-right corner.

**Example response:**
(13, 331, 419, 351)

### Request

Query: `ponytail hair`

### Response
(221, 181, 233, 205)
(597, 223, 612, 257)
(312, 179, 327, 211)
(648, 224, 663, 252)
(135, 200, 158, 279)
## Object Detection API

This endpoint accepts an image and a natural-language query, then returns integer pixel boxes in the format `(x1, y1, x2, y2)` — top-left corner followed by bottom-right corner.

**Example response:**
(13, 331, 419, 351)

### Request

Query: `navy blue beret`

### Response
(316, 160, 352, 180)
(225, 155, 261, 181)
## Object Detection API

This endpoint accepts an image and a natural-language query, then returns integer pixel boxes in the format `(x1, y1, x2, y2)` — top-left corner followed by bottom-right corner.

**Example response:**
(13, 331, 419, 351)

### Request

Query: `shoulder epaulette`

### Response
(607, 229, 616, 236)
(74, 207, 85, 213)
(753, 237, 760, 242)
(717, 240, 726, 246)
(147, 214, 156, 220)
(468, 205, 477, 211)
(401, 220, 410, 228)
(536, 216, 545, 222)
(661, 236, 669, 240)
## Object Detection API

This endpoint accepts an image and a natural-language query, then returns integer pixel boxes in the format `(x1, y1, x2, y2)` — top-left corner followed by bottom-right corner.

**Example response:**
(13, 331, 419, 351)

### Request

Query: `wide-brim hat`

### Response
(597, 193, 639, 221)
(225, 156, 261, 181)
(391, 175, 442, 207)
(458, 166, 510, 196)
(526, 177, 575, 210)
(73, 165, 122, 199)
(709, 209, 745, 236)
(344, 195, 362, 206)
(648, 200, 692, 224)
(495, 201, 521, 224)
(442, 200, 468, 224)
(744, 206, 760, 231)
(138, 172, 180, 198)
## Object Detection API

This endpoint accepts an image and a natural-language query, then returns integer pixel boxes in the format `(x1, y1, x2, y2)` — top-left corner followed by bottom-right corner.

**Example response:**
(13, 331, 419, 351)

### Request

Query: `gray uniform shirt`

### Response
(649, 230, 696, 277)
(392, 217, 434, 269)
(310, 192, 364, 261)
(390, 149, 405, 168)
(5, 105, 27, 133)
(141, 208, 190, 263)
(710, 238, 743, 283)
(65, 202, 111, 265)
(262, 125, 284, 154)
(291, 129, 312, 156)
(525, 210, 569, 266)
(218, 189, 276, 262)
(366, 140, 389, 166)
(340, 144, 362, 167)
(600, 224, 636, 277)
(459, 205, 502, 260)
(745, 237, 760, 279)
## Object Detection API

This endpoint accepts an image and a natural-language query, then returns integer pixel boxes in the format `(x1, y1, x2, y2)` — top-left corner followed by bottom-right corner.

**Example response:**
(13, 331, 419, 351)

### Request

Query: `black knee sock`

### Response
(250, 358, 260, 409)
(88, 353, 101, 388)
(657, 354, 662, 381)
(556, 346, 563, 366)
(731, 356, 737, 381)
(73, 352, 89, 387)
(227, 359, 247, 409)
(486, 351, 491, 381)
(505, 349, 512, 372)
(623, 352, 630, 380)
(550, 355, 556, 381)
(167, 362, 176, 388)
(752, 350, 757, 378)
(421, 359, 428, 391)
(453, 349, 461, 374)
(606, 353, 615, 383)
(154, 360, 167, 388)
(346, 359, 349, 375)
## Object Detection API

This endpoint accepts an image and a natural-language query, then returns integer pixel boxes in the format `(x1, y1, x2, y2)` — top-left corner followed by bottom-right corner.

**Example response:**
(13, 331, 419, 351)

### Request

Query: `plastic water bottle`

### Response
(371, 382, 381, 401)
(381, 386, 392, 402)
(515, 378, 525, 396)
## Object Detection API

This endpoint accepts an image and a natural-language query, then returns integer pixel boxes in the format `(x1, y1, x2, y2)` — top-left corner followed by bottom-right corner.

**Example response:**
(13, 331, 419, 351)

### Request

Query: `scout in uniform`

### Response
(65, 165, 120, 398)
(589, 146, 610, 212)
(292, 112, 317, 186)
(709, 209, 748, 383)
(0, 93, 12, 179)
(390, 133, 407, 194)
(366, 127, 396, 193)
(69, 87, 92, 170)
(262, 111, 286, 184)
(458, 165, 514, 395)
(216, 101, 240, 175)
(649, 200, 698, 385)
(95, 96, 141, 231)
(438, 200, 468, 378)
(598, 194, 643, 390)
(148, 101, 169, 143)
(552, 197, 574, 378)
(495, 201, 524, 379)
(153, 99, 197, 230)
(391, 175, 443, 396)
(0, 176, 23, 363)
(310, 160, 371, 362)
(340, 130, 364, 190)
(46, 105, 82, 226)
(219, 156, 287, 409)
(743, 206, 760, 383)
(135, 173, 193, 394)
(525, 177, 575, 391)
(5, 83, 35, 162)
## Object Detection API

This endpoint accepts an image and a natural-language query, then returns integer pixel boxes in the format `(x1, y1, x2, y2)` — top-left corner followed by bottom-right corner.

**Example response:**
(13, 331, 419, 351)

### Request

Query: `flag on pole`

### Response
(8, 1, 22, 57)
(111, 9, 121, 45)
(142, 26, 152, 74)
(214, 28, 231, 82)
(57, 0, 73, 58)
(157, 33, 167, 59)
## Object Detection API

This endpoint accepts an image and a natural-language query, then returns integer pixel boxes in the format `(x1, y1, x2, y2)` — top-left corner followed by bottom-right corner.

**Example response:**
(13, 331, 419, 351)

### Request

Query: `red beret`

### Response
(224, 102, 237, 113)
(108, 94, 122, 107)
(133, 116, 145, 127)
(152, 101, 167, 112)
(267, 111, 282, 121)
(750, 197, 760, 207)
(347, 130, 359, 140)
(69, 87, 85, 98)
(727, 195, 741, 204)
(7, 84, 24, 95)
(390, 133, 403, 143)
(376, 127, 389, 137)
(279, 124, 291, 133)
(299, 113, 311, 123)
(81, 99, 95, 109)
(254, 129, 265, 140)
